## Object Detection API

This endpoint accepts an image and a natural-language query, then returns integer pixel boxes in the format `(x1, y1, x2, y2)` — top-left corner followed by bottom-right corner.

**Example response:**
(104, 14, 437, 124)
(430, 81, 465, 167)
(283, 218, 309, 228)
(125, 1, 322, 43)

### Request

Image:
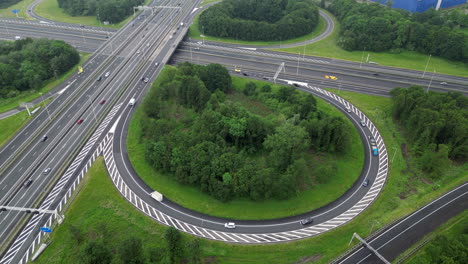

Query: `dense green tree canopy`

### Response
(199, 0, 319, 41)
(0, 38, 80, 99)
(141, 63, 353, 201)
(390, 86, 467, 178)
(57, 0, 143, 23)
(328, 0, 468, 62)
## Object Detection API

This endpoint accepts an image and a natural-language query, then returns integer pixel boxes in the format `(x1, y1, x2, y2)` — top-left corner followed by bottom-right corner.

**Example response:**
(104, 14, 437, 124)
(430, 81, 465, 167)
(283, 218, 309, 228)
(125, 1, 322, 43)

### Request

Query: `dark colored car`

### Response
(99, 99, 106, 105)
(77, 119, 84, 124)
(24, 179, 33, 187)
(143, 77, 149, 83)
(96, 76, 102, 81)
(242, 72, 249, 76)
(300, 217, 314, 225)
(362, 179, 369, 187)
(41, 135, 48, 142)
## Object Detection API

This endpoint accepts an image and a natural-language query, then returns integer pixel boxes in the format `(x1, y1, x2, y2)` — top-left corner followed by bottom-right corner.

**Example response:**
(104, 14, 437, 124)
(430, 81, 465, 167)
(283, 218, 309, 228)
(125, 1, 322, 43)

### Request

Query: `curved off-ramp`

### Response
(104, 84, 388, 243)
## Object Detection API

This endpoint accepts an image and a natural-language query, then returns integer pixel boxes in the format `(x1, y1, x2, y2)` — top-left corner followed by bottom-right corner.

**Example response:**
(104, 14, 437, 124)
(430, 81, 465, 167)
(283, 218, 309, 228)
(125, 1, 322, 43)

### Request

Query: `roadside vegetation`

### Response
(0, 50, 90, 114)
(128, 64, 362, 219)
(0, 111, 31, 147)
(34, 0, 146, 28)
(36, 84, 467, 264)
(328, 0, 468, 63)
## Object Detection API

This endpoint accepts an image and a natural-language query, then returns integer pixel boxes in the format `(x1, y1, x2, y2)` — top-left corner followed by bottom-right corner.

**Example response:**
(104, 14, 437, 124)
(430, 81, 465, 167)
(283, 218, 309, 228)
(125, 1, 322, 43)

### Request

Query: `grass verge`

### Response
(278, 9, 468, 77)
(188, 8, 326, 46)
(36, 88, 467, 264)
(0, 111, 31, 148)
(126, 67, 364, 220)
(0, 53, 91, 114)
(0, 0, 34, 19)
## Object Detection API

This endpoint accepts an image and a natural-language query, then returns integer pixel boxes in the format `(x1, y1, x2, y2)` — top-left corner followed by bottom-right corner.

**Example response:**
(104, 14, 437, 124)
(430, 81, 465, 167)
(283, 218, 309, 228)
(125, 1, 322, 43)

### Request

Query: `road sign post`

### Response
(12, 9, 20, 18)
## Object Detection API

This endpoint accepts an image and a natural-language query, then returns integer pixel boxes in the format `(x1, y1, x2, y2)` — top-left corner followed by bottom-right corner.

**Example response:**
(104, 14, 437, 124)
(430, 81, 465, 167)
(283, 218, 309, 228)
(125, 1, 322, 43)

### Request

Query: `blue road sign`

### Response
(40, 227, 52, 233)
(12, 9, 20, 14)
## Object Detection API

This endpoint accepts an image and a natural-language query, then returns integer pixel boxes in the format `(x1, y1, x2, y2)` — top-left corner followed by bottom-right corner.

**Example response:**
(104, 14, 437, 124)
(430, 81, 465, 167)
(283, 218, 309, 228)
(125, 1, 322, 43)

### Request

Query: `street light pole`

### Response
(40, 92, 52, 121)
(296, 52, 300, 75)
(422, 54, 431, 78)
(426, 69, 435, 92)
(87, 95, 98, 122)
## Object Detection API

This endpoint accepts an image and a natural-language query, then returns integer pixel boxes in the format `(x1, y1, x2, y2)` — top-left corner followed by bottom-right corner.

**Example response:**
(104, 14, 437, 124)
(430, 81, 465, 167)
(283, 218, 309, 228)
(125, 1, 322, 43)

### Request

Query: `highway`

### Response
(336, 183, 468, 264)
(0, 0, 198, 263)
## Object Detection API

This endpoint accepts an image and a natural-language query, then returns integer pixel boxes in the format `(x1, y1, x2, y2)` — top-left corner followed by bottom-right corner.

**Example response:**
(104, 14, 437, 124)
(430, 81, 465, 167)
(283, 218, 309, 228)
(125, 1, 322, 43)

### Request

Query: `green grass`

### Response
(0, 111, 31, 147)
(126, 67, 364, 220)
(188, 8, 326, 46)
(399, 210, 468, 264)
(34, 0, 150, 28)
(36, 87, 468, 264)
(0, 53, 90, 114)
(278, 9, 468, 77)
(0, 0, 34, 19)
(199, 0, 221, 7)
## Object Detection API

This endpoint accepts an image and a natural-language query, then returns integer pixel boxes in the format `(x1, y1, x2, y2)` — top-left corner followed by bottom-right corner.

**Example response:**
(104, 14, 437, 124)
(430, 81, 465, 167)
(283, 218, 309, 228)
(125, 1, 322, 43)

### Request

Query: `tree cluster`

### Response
(390, 86, 467, 179)
(199, 0, 319, 41)
(410, 232, 468, 264)
(141, 62, 352, 201)
(70, 223, 202, 264)
(328, 0, 468, 62)
(0, 38, 80, 99)
(57, 0, 143, 23)
(0, 0, 21, 9)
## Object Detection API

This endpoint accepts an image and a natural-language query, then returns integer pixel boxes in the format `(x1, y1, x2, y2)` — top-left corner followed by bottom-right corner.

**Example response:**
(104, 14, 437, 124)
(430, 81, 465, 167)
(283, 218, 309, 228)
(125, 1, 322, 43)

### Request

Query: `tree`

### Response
(243, 81, 257, 96)
(118, 237, 145, 264)
(263, 122, 309, 171)
(165, 227, 182, 264)
(78, 240, 112, 264)
(199, 63, 232, 93)
(186, 239, 202, 264)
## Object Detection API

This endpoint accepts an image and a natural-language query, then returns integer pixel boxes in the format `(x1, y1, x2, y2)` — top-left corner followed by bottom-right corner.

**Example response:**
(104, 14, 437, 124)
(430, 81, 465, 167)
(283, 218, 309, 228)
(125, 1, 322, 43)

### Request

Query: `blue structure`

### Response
(370, 0, 467, 13)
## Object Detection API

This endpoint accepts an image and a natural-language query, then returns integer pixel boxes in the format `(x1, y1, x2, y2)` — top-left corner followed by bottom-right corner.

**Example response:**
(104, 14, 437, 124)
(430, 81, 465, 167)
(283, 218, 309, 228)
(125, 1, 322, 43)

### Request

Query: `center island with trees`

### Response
(130, 62, 364, 218)
(199, 0, 320, 41)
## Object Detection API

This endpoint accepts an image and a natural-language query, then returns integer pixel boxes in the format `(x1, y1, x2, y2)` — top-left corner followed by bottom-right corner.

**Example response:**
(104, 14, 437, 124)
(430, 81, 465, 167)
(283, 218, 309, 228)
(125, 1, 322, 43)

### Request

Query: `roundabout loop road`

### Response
(105, 83, 389, 243)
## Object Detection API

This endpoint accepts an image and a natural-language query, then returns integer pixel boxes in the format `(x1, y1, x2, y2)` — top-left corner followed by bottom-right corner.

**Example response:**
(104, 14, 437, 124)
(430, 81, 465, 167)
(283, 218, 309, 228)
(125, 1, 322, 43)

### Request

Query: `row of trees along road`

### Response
(57, 0, 144, 23)
(0, 0, 21, 9)
(141, 62, 352, 202)
(199, 0, 319, 41)
(0, 38, 80, 99)
(328, 0, 468, 62)
(390, 86, 467, 179)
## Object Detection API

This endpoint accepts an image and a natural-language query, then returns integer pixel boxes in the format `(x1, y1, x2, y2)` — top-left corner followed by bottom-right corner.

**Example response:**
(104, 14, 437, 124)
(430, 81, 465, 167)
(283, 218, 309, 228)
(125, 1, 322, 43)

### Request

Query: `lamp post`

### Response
(39, 93, 51, 121)
(422, 54, 431, 78)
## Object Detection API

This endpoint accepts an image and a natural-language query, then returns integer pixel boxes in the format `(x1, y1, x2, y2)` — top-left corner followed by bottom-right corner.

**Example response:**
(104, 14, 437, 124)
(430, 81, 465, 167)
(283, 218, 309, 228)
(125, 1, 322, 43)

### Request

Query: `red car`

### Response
(77, 119, 84, 124)
(99, 99, 106, 105)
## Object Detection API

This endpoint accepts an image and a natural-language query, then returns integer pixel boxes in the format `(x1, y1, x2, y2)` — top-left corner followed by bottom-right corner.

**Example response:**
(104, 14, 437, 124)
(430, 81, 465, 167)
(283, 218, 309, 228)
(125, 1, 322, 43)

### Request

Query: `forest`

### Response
(390, 86, 467, 179)
(0, 38, 80, 99)
(328, 0, 468, 62)
(140, 62, 352, 202)
(0, 0, 21, 9)
(199, 0, 319, 41)
(57, 0, 144, 23)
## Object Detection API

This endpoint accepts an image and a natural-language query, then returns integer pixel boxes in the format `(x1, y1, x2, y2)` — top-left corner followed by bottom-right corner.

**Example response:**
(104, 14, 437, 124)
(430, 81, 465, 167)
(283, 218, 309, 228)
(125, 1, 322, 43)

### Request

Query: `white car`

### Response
(105, 72, 110, 77)
(224, 222, 236, 229)
(43, 168, 51, 175)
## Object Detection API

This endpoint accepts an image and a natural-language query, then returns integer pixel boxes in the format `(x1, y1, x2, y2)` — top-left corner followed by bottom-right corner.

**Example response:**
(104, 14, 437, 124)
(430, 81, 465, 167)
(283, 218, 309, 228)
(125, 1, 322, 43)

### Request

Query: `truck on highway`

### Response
(128, 98, 136, 106)
(150, 191, 163, 202)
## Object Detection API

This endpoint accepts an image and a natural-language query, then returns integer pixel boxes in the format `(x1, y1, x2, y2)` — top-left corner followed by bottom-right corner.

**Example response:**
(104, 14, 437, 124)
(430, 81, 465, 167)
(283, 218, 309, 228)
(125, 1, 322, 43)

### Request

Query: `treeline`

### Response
(0, 0, 21, 9)
(390, 86, 467, 179)
(57, 0, 143, 23)
(328, 0, 468, 62)
(141, 62, 352, 201)
(0, 38, 80, 99)
(199, 0, 319, 41)
(409, 232, 468, 264)
(69, 224, 202, 264)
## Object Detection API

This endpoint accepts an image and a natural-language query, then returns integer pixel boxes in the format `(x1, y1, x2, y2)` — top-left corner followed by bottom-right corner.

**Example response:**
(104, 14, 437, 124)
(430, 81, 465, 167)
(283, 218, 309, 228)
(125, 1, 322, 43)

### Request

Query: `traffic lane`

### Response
(175, 46, 467, 94)
(340, 183, 468, 264)
(171, 51, 407, 93)
(0, 22, 112, 39)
